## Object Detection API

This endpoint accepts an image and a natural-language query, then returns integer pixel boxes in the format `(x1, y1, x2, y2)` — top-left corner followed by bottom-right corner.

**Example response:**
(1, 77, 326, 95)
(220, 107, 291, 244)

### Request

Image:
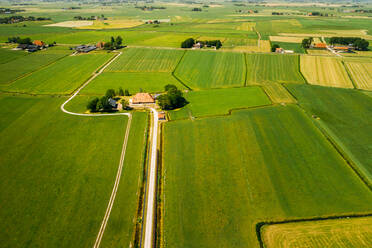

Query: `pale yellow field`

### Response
(236, 22, 255, 31)
(345, 61, 372, 90)
(269, 36, 303, 43)
(262, 217, 372, 248)
(262, 82, 296, 103)
(45, 21, 93, 28)
(233, 40, 270, 52)
(77, 19, 143, 29)
(300, 55, 354, 88)
(306, 49, 332, 55)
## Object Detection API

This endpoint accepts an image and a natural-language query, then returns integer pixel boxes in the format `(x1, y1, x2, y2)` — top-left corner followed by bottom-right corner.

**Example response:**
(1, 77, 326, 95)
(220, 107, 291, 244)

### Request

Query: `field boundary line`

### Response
(256, 212, 372, 248)
(297, 55, 309, 85)
(171, 50, 192, 90)
(341, 60, 358, 89)
(243, 53, 248, 86)
(1, 52, 70, 87)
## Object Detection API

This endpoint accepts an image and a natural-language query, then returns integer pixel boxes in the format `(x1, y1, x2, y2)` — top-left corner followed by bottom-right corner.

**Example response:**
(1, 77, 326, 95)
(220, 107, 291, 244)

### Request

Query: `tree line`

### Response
(86, 88, 131, 112)
(104, 36, 123, 50)
(181, 38, 222, 49)
(0, 16, 51, 24)
(329, 37, 369, 51)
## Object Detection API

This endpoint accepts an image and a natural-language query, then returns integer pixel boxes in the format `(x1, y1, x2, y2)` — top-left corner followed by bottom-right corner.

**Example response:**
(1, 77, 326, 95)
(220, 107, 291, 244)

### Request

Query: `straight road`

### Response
(143, 108, 159, 248)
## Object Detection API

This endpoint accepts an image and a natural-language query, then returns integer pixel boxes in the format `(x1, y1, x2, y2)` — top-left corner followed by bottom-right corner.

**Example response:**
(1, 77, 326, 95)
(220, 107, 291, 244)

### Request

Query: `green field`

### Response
(246, 54, 305, 85)
(169, 86, 271, 120)
(174, 50, 246, 89)
(0, 95, 142, 247)
(0, 52, 69, 86)
(273, 42, 306, 54)
(287, 84, 372, 185)
(162, 105, 372, 248)
(81, 72, 183, 95)
(0, 47, 27, 64)
(106, 48, 184, 72)
(262, 217, 372, 248)
(5, 53, 113, 94)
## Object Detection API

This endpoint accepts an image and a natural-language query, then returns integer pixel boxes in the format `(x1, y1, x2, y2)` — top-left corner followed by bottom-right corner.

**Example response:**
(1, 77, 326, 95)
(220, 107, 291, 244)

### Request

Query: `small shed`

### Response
(158, 112, 166, 120)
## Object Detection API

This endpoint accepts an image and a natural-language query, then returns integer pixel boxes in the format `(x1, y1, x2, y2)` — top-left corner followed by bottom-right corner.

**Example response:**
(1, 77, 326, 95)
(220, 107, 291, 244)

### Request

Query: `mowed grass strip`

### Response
(163, 105, 372, 248)
(262, 82, 296, 103)
(0, 96, 135, 247)
(81, 72, 183, 95)
(174, 50, 246, 89)
(0, 52, 68, 85)
(106, 48, 184, 72)
(169, 86, 271, 120)
(262, 217, 372, 248)
(287, 84, 372, 185)
(246, 54, 305, 85)
(300, 55, 354, 88)
(6, 53, 113, 94)
(345, 61, 372, 90)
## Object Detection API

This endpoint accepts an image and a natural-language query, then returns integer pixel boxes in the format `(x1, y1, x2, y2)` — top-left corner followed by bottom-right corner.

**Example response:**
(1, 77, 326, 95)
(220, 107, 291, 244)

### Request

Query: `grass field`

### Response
(106, 48, 184, 72)
(163, 105, 372, 248)
(0, 48, 27, 64)
(0, 52, 69, 85)
(287, 84, 372, 185)
(81, 72, 183, 95)
(272, 42, 305, 54)
(344, 60, 372, 90)
(262, 82, 296, 103)
(300, 56, 354, 88)
(5, 53, 113, 94)
(169, 87, 271, 120)
(262, 217, 372, 248)
(174, 50, 246, 89)
(0, 95, 139, 247)
(246, 54, 305, 85)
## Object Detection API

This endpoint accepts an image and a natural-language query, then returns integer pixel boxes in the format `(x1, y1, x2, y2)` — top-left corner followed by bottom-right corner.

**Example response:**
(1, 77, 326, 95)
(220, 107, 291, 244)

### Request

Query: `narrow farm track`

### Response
(143, 108, 159, 248)
(59, 52, 137, 248)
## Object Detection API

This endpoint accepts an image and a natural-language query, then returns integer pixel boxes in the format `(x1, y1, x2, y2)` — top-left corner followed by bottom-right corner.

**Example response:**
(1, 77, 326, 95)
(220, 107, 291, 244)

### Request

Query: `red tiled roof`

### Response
(33, 40, 45, 46)
(314, 43, 327, 48)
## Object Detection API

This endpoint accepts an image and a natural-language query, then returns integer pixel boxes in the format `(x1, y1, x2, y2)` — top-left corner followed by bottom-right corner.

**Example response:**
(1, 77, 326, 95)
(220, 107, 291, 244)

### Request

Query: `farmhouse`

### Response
(333, 46, 352, 52)
(96, 41, 105, 49)
(130, 93, 155, 104)
(108, 98, 117, 108)
(33, 40, 45, 48)
(313, 43, 327, 49)
(75, 45, 96, 53)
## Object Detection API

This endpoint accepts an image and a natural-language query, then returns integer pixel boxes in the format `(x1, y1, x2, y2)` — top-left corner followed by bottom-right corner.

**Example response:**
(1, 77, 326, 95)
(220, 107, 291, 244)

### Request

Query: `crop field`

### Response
(287, 84, 372, 185)
(81, 72, 183, 95)
(246, 54, 305, 85)
(162, 105, 372, 248)
(169, 86, 271, 120)
(300, 56, 354, 88)
(174, 51, 246, 89)
(306, 49, 331, 55)
(262, 82, 296, 103)
(0, 52, 69, 85)
(344, 60, 372, 90)
(5, 53, 113, 94)
(106, 48, 184, 72)
(262, 217, 372, 248)
(0, 95, 141, 247)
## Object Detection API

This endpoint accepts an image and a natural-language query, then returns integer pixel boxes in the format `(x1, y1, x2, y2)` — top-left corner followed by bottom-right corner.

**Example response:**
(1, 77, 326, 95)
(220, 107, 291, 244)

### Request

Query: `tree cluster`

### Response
(104, 36, 123, 50)
(157, 85, 187, 110)
(329, 37, 369, 51)
(0, 16, 50, 24)
(181, 38, 195, 48)
(73, 15, 106, 21)
(192, 8, 202, 11)
(0, 8, 25, 14)
(135, 6, 166, 11)
(87, 89, 116, 112)
(301, 37, 313, 48)
(272, 12, 284, 15)
(7, 36, 32, 44)
(271, 44, 280, 52)
(197, 40, 222, 49)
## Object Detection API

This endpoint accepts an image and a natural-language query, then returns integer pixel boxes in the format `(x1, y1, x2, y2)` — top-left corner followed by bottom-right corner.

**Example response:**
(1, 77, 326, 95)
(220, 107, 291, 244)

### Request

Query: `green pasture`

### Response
(174, 50, 246, 89)
(5, 53, 113, 94)
(0, 95, 143, 247)
(246, 54, 305, 85)
(106, 48, 184, 72)
(272, 42, 305, 54)
(169, 86, 271, 120)
(82, 72, 183, 95)
(163, 105, 372, 248)
(0, 51, 69, 85)
(287, 84, 372, 185)
(0, 47, 27, 64)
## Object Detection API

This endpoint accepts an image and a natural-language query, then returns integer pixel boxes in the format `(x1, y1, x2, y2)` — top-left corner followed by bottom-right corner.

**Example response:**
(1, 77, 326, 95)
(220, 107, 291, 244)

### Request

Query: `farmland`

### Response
(82, 72, 183, 95)
(0, 95, 144, 247)
(0, 47, 27, 64)
(287, 84, 372, 185)
(262, 82, 296, 103)
(169, 86, 271, 120)
(246, 54, 305, 85)
(5, 53, 113, 94)
(262, 217, 372, 248)
(162, 105, 372, 248)
(300, 56, 354, 88)
(106, 48, 184, 72)
(344, 60, 372, 90)
(174, 51, 246, 89)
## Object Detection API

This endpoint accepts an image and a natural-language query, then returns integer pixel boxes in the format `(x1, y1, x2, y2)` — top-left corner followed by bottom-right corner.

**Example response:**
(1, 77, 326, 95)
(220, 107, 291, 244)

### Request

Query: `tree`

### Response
(116, 36, 123, 47)
(87, 97, 99, 112)
(164, 84, 177, 92)
(354, 39, 369, 51)
(120, 99, 129, 110)
(124, 89, 130, 96)
(301, 38, 313, 48)
(118, 87, 124, 96)
(111, 36, 115, 44)
(271, 44, 280, 52)
(100, 96, 112, 111)
(181, 38, 195, 48)
(105, 89, 115, 98)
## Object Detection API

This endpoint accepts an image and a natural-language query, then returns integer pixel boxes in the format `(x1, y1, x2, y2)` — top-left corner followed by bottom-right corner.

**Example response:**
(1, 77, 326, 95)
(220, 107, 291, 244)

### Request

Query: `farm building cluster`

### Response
(74, 42, 106, 53)
(16, 40, 47, 52)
